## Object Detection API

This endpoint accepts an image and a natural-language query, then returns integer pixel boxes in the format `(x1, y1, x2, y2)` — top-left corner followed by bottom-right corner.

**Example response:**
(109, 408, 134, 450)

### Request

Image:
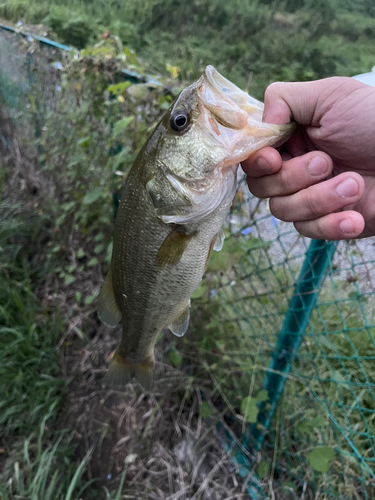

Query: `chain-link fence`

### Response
(1, 25, 375, 500)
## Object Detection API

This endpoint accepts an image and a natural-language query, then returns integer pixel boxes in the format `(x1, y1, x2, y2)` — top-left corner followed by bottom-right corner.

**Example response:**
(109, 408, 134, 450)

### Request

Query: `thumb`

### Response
(263, 79, 331, 126)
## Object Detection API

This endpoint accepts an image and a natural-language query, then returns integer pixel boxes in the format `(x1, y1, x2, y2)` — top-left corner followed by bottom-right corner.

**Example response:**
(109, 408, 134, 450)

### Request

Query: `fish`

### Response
(97, 65, 295, 388)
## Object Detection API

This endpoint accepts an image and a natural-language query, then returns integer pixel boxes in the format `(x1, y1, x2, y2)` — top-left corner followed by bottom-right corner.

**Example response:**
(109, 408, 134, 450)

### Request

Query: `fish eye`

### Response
(170, 110, 190, 132)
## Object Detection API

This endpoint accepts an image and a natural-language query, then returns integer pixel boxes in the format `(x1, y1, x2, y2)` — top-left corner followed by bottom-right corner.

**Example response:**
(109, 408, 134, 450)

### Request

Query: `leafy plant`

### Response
(0, 424, 95, 500)
(0, 205, 67, 435)
(241, 390, 269, 423)
(307, 447, 335, 473)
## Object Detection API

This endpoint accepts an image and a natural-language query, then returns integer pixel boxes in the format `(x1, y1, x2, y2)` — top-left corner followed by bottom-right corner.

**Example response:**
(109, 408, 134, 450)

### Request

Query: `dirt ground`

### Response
(61, 318, 255, 500)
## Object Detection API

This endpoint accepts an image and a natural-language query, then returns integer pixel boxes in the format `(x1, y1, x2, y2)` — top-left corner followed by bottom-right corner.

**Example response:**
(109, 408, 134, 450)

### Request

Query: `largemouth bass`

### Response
(98, 66, 294, 388)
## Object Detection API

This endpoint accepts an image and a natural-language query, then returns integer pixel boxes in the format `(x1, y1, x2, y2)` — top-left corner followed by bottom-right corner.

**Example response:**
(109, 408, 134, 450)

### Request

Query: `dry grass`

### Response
(60, 320, 255, 499)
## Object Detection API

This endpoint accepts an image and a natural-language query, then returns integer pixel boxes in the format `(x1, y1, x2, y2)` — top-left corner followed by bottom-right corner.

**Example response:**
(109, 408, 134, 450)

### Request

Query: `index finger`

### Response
(263, 80, 328, 125)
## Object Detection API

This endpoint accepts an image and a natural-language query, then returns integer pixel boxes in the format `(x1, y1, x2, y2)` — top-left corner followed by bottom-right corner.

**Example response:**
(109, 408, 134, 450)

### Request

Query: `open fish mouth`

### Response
(199, 65, 265, 131)
(204, 65, 264, 118)
(198, 65, 295, 163)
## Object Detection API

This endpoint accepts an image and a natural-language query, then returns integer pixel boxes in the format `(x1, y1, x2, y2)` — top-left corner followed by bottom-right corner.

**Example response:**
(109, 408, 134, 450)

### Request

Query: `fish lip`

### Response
(203, 65, 233, 95)
(198, 65, 269, 134)
(201, 65, 245, 108)
(201, 65, 264, 116)
(198, 66, 295, 162)
(198, 67, 250, 131)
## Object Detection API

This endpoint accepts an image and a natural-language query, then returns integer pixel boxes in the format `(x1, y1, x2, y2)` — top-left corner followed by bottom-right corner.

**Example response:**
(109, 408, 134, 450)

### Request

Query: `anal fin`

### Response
(97, 268, 122, 327)
(169, 302, 190, 337)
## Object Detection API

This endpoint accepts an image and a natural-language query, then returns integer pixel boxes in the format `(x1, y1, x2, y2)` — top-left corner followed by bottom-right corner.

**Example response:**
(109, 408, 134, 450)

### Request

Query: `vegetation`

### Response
(1, 0, 375, 498)
(1, 0, 375, 96)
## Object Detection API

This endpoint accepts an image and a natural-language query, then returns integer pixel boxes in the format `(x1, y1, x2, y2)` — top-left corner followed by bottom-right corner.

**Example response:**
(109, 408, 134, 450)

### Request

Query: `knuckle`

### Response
(265, 82, 283, 100)
(279, 168, 295, 194)
(304, 189, 320, 219)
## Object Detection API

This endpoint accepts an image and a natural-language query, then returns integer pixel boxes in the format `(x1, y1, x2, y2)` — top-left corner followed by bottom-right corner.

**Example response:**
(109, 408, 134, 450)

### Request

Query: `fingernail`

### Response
(340, 219, 354, 235)
(256, 158, 273, 174)
(308, 156, 328, 176)
(336, 178, 359, 199)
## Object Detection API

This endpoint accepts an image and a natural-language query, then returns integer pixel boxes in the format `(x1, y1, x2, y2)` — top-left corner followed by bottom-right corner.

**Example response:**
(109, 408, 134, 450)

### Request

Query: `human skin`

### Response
(242, 77, 375, 240)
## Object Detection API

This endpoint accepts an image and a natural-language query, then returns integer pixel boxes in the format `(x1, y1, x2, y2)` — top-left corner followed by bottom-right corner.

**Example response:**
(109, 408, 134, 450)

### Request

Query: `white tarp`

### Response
(352, 66, 375, 87)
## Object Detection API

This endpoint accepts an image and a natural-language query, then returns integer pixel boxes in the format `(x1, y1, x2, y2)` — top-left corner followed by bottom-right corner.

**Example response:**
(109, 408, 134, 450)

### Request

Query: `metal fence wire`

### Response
(1, 26, 375, 500)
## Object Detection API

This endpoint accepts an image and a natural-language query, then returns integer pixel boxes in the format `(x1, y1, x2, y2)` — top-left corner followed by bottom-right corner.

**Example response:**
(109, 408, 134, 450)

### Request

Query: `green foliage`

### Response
(241, 396, 259, 423)
(15, 34, 170, 287)
(112, 116, 134, 138)
(307, 447, 335, 473)
(169, 348, 183, 367)
(0, 424, 94, 500)
(198, 402, 214, 418)
(257, 460, 270, 480)
(0, 205, 67, 435)
(191, 281, 207, 299)
(206, 237, 246, 273)
(44, 7, 95, 48)
(298, 416, 328, 434)
(1, 0, 375, 99)
(82, 187, 104, 205)
(241, 390, 269, 423)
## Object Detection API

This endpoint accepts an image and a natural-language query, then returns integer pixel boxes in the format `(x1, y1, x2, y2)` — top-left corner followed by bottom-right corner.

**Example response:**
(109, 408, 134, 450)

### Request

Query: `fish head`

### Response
(147, 66, 295, 224)
(154, 65, 295, 181)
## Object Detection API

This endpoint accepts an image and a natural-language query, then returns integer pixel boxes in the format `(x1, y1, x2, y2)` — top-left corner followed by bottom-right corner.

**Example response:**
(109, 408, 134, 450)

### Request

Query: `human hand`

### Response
(242, 77, 375, 240)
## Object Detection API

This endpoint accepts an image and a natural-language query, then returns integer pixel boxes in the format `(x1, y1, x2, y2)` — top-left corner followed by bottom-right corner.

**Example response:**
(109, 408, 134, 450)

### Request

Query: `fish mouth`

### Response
(199, 65, 264, 130)
(198, 65, 295, 163)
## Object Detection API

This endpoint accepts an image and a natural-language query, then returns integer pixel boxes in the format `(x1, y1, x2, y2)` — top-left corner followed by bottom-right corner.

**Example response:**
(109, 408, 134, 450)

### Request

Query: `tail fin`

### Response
(103, 351, 154, 390)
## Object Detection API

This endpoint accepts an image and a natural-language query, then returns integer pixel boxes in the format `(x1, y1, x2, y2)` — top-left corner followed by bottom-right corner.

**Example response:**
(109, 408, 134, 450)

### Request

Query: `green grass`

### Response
(0, 206, 67, 435)
(1, 424, 96, 500)
(0, 206, 92, 499)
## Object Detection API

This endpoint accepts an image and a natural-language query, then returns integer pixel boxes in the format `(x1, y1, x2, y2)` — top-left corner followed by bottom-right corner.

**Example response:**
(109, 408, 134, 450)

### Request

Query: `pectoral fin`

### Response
(205, 235, 217, 270)
(205, 231, 223, 271)
(97, 268, 122, 327)
(155, 226, 196, 267)
(169, 302, 190, 337)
